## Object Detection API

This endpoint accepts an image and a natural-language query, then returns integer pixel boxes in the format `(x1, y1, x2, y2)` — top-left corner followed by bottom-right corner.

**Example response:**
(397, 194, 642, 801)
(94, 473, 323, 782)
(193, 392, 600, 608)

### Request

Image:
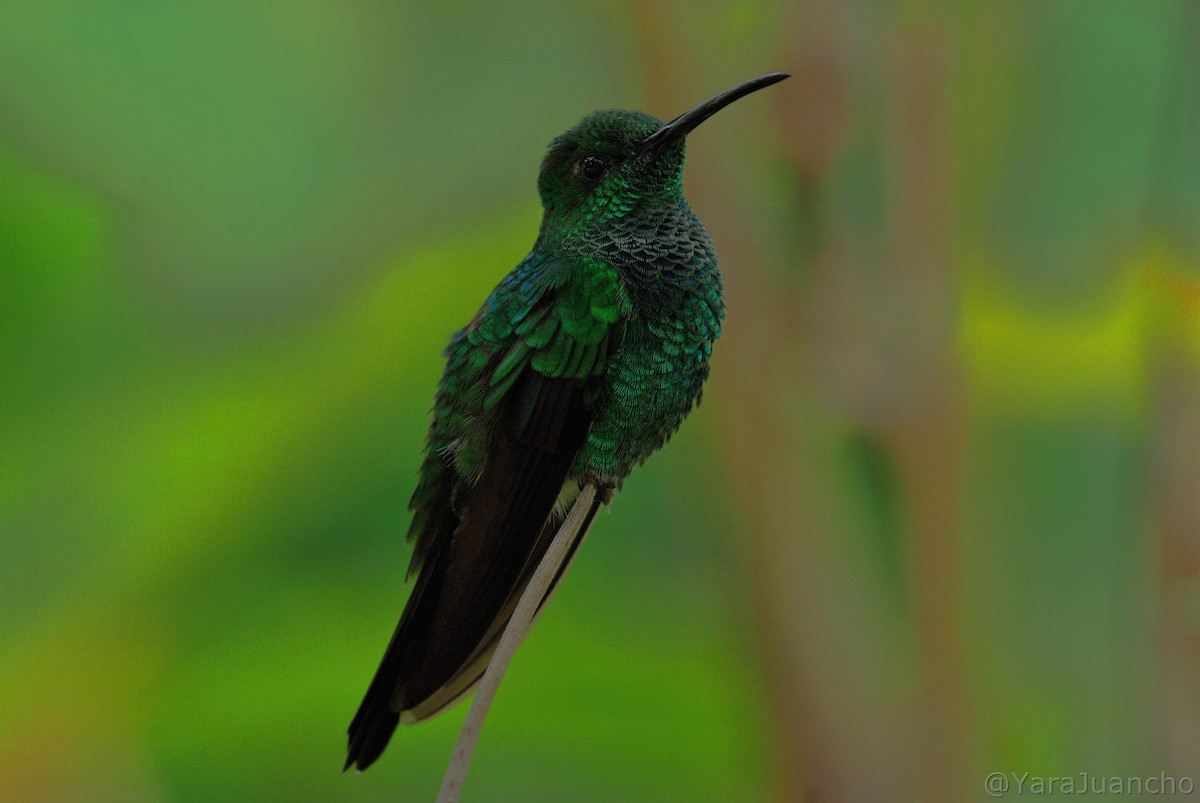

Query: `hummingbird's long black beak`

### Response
(639, 71, 790, 153)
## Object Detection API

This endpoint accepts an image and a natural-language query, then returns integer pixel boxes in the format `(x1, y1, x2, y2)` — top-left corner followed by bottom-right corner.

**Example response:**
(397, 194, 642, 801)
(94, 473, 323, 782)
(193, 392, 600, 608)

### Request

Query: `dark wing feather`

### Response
(397, 489, 606, 729)
(391, 371, 593, 709)
(345, 257, 625, 771)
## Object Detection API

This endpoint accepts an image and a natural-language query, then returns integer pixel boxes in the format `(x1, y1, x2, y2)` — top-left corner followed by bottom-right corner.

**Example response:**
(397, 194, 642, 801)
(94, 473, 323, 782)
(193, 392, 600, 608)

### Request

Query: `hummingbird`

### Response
(345, 72, 789, 771)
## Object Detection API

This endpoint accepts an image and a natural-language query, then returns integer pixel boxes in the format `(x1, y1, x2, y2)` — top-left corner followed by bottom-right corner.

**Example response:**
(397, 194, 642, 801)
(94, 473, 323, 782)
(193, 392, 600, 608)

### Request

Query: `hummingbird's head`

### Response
(536, 73, 789, 240)
(536, 110, 675, 232)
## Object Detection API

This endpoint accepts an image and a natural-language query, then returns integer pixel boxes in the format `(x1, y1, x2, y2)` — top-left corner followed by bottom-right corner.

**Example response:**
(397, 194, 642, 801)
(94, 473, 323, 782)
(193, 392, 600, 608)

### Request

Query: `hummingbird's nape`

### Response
(345, 71, 789, 773)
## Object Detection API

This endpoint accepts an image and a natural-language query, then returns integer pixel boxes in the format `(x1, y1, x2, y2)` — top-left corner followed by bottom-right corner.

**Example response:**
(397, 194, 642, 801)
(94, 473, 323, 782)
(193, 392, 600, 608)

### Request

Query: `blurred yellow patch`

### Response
(958, 245, 1200, 419)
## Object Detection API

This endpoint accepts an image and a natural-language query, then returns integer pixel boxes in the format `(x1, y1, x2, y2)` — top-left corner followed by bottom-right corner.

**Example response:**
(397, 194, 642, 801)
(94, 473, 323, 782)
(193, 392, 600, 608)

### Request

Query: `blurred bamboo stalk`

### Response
(1151, 344, 1200, 776)
(1147, 3, 1200, 779)
(879, 17, 971, 800)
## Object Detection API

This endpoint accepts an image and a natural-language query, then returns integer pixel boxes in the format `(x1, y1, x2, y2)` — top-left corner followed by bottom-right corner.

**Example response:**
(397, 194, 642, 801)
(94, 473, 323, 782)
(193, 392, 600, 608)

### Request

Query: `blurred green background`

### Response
(3, 1, 1199, 801)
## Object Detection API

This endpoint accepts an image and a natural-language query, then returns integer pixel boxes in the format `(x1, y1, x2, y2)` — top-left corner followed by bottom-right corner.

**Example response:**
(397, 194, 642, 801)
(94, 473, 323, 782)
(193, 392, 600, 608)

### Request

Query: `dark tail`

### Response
(345, 374, 599, 772)
(343, 486, 603, 772)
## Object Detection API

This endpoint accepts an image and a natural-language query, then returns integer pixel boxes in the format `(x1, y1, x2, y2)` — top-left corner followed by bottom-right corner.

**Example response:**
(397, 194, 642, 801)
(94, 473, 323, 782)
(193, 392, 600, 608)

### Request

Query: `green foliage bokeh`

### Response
(2, 2, 1198, 801)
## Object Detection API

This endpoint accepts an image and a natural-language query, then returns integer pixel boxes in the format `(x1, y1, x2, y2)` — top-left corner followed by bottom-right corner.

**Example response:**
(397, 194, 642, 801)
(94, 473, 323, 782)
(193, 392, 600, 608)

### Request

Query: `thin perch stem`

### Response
(435, 483, 599, 803)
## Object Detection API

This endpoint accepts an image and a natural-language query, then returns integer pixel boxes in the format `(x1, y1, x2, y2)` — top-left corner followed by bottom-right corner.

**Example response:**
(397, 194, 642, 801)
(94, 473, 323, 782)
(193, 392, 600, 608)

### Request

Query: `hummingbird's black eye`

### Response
(579, 154, 607, 181)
